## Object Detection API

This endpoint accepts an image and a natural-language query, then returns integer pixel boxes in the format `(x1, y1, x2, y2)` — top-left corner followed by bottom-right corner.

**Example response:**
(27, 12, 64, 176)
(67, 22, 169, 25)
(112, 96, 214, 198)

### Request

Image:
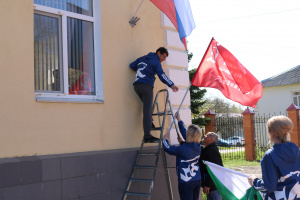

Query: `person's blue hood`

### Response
(188, 143, 202, 152)
(145, 52, 159, 60)
(270, 142, 300, 164)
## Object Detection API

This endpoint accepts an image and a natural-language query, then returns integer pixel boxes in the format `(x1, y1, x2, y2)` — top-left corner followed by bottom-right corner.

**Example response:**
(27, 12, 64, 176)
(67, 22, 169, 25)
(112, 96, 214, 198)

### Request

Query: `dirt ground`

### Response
(229, 165, 262, 178)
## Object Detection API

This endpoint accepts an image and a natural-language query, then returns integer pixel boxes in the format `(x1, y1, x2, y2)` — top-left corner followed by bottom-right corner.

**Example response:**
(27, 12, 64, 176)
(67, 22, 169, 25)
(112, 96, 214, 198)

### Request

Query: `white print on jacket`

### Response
(180, 156, 200, 182)
(135, 62, 147, 82)
(264, 171, 300, 200)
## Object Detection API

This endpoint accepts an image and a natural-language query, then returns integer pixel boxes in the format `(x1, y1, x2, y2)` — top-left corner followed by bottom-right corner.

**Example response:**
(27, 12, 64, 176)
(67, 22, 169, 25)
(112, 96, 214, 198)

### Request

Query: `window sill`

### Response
(35, 97, 104, 103)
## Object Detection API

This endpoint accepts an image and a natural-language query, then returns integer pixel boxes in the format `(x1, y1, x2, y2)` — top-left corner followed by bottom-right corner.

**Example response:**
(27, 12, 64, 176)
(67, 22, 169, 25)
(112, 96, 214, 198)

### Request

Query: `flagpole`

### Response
(166, 83, 191, 136)
(191, 37, 215, 83)
(129, 0, 145, 27)
(132, 0, 144, 18)
(166, 38, 215, 137)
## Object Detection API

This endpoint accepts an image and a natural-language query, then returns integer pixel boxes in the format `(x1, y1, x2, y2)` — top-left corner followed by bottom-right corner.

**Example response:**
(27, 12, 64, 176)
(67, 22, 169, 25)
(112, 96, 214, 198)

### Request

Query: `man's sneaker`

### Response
(144, 136, 160, 143)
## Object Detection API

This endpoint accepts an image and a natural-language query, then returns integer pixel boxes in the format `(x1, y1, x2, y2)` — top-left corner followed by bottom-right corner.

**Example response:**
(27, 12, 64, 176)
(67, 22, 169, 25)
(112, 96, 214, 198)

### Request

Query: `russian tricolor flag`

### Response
(150, 0, 195, 50)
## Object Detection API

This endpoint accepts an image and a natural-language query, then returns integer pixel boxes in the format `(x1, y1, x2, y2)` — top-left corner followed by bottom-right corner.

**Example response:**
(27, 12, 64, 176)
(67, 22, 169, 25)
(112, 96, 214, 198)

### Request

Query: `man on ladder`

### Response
(130, 47, 179, 143)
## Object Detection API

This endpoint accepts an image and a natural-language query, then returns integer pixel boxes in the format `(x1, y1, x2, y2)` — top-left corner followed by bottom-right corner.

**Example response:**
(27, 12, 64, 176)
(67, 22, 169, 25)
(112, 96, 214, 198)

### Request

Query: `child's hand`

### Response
(163, 133, 170, 140)
(177, 136, 183, 144)
(248, 174, 256, 186)
(175, 112, 181, 121)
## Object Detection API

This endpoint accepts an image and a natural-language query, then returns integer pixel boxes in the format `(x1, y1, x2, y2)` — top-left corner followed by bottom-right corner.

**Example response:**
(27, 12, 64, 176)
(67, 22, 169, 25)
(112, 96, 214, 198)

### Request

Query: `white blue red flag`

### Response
(150, 0, 196, 50)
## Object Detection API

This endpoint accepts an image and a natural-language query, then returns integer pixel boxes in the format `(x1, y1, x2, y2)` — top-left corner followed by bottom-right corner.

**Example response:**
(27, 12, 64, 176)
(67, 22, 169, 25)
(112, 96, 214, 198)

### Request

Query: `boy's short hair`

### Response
(186, 124, 202, 143)
(156, 47, 169, 56)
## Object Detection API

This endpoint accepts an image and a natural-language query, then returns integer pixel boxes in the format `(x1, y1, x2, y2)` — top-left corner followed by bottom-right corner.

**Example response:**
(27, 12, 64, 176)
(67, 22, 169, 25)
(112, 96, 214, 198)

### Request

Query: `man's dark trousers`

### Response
(134, 83, 153, 139)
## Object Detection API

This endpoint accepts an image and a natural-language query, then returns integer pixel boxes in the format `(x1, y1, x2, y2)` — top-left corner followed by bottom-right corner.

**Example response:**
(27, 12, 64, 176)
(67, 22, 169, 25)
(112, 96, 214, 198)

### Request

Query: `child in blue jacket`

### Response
(162, 113, 202, 200)
(248, 116, 300, 200)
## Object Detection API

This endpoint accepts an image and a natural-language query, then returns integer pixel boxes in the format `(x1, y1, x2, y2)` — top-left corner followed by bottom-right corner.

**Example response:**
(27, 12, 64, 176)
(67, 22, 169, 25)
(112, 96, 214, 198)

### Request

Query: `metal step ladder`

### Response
(123, 89, 180, 200)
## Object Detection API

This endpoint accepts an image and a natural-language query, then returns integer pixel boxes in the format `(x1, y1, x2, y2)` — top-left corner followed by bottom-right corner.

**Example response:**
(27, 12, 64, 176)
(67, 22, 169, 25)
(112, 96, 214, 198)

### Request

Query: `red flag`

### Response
(150, 0, 177, 29)
(191, 38, 262, 108)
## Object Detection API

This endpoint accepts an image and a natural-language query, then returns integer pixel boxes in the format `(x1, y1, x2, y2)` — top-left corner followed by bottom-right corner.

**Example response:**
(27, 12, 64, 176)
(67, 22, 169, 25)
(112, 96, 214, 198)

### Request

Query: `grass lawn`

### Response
(223, 159, 260, 168)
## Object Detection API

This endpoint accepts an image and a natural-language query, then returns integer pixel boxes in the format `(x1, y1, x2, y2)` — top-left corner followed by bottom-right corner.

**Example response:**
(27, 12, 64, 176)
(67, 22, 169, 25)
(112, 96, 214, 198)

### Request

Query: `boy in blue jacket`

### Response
(162, 113, 202, 200)
(130, 47, 178, 143)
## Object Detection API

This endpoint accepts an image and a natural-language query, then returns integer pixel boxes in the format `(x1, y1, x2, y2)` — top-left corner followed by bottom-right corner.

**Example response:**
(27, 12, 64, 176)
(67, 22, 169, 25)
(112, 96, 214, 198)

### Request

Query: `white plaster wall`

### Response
(255, 84, 300, 115)
(167, 69, 189, 86)
(164, 30, 185, 50)
(167, 88, 191, 106)
(165, 50, 189, 67)
(161, 13, 176, 31)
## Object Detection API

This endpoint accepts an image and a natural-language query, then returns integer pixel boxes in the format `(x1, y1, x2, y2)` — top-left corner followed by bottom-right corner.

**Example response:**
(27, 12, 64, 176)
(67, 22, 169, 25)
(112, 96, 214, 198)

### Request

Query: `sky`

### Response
(187, 0, 300, 105)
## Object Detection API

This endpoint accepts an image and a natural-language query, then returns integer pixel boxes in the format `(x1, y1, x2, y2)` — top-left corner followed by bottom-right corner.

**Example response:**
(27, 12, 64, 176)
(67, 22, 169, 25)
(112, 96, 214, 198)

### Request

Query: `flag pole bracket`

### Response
(129, 17, 140, 27)
(129, 0, 144, 28)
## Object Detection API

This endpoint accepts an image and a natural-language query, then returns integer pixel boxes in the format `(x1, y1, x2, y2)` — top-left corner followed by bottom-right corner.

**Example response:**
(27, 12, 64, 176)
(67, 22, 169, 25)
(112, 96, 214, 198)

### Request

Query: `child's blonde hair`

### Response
(186, 124, 202, 143)
(267, 116, 293, 143)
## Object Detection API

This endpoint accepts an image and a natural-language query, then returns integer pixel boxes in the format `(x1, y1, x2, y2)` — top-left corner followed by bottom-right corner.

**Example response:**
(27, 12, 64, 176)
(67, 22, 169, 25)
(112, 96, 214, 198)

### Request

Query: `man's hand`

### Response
(203, 186, 210, 194)
(171, 85, 178, 92)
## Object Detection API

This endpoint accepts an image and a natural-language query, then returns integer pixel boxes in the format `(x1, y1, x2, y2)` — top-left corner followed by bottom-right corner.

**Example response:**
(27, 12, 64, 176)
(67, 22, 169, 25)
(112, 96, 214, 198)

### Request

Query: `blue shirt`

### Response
(130, 52, 174, 87)
(162, 121, 202, 183)
(253, 142, 300, 199)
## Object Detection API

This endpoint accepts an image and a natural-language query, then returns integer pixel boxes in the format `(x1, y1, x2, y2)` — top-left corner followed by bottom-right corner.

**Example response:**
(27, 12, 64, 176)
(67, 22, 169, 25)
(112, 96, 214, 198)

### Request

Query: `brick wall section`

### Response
(203, 110, 216, 135)
(287, 103, 300, 147)
(0, 148, 178, 200)
(242, 108, 256, 161)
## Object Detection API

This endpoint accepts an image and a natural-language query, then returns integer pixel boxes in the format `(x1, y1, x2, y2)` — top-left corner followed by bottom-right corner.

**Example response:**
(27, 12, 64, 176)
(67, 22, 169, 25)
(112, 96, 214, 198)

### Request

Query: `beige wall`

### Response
(0, 0, 172, 158)
(255, 84, 300, 115)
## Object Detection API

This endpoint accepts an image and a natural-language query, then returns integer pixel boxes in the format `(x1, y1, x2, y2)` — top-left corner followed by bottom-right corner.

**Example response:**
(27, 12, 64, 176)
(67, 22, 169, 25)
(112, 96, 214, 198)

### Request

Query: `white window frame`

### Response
(292, 91, 300, 106)
(34, 0, 104, 103)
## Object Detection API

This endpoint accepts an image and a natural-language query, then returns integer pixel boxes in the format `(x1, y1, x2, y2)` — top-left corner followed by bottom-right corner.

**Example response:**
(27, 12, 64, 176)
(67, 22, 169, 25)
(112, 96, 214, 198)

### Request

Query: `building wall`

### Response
(0, 0, 191, 199)
(0, 148, 178, 200)
(0, 0, 177, 158)
(255, 84, 300, 115)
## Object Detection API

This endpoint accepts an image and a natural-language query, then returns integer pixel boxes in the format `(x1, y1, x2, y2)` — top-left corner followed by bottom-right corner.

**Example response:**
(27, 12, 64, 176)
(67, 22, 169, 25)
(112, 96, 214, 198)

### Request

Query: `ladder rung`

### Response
(125, 192, 150, 197)
(152, 111, 172, 116)
(130, 178, 153, 183)
(139, 152, 158, 156)
(134, 165, 156, 169)
(151, 127, 162, 131)
(143, 140, 160, 144)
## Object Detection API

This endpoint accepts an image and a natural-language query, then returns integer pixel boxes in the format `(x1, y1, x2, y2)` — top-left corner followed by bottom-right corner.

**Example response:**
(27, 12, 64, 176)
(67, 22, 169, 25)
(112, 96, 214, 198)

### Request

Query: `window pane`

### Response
(293, 96, 298, 106)
(34, 14, 61, 92)
(67, 18, 95, 95)
(34, 0, 93, 16)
